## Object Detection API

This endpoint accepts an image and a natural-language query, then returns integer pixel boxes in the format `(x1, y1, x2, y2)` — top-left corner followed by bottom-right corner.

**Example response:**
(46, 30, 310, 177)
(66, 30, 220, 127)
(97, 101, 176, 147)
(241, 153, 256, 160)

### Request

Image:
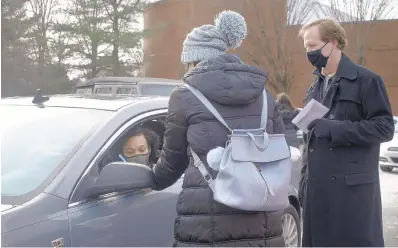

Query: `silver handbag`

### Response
(186, 84, 292, 212)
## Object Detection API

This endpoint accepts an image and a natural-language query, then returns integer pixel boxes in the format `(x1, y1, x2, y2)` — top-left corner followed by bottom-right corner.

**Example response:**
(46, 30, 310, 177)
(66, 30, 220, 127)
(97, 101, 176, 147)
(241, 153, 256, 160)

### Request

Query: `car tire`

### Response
(282, 204, 301, 247)
(380, 165, 393, 172)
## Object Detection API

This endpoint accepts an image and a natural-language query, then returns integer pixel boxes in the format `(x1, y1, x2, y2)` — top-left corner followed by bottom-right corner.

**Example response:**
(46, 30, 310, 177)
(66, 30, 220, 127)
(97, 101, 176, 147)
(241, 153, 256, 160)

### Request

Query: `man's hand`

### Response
(307, 118, 334, 139)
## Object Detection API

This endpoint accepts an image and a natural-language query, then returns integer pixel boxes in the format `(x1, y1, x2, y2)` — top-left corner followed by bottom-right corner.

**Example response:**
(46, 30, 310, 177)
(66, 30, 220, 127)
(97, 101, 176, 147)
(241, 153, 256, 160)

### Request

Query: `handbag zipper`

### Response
(256, 163, 275, 196)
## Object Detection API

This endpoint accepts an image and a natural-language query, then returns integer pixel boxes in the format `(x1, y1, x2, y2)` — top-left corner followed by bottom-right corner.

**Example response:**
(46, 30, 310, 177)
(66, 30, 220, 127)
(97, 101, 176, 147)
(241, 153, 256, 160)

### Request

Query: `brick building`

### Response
(143, 0, 398, 114)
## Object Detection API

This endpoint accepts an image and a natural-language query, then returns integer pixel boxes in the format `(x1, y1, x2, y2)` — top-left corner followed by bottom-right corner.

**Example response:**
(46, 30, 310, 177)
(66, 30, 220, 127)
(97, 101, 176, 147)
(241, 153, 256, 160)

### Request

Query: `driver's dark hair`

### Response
(124, 127, 160, 163)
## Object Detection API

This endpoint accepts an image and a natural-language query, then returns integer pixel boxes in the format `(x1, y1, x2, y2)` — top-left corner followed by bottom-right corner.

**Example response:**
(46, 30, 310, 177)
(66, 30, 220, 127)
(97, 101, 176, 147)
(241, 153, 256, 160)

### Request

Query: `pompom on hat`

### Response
(181, 10, 248, 64)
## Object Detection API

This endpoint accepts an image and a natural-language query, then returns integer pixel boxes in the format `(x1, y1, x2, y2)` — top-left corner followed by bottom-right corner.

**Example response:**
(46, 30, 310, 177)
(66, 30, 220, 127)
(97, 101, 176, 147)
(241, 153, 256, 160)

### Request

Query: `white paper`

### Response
(292, 99, 329, 133)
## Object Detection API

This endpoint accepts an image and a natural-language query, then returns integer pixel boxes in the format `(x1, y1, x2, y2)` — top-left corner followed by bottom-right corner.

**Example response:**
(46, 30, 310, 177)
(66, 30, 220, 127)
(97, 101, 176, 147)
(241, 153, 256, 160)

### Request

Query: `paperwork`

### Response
(292, 99, 329, 133)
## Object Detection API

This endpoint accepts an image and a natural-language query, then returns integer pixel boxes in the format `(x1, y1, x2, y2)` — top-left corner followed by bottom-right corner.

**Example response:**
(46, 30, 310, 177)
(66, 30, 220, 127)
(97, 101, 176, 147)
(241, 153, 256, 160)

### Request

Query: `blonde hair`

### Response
(298, 18, 347, 50)
(186, 61, 200, 71)
(276, 93, 296, 110)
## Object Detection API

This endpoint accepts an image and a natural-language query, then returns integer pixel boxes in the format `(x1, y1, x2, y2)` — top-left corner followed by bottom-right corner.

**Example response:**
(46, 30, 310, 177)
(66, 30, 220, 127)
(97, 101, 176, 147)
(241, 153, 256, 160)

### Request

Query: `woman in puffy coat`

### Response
(276, 93, 301, 149)
(152, 10, 286, 247)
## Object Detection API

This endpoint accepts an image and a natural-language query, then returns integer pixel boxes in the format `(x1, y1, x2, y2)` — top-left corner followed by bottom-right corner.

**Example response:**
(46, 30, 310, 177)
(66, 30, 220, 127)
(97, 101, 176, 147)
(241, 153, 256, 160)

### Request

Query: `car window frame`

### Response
(68, 109, 168, 206)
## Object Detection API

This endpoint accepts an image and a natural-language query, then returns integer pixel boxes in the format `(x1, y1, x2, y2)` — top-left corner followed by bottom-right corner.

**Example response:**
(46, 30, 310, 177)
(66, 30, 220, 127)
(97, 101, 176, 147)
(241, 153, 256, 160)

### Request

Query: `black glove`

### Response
(307, 118, 333, 139)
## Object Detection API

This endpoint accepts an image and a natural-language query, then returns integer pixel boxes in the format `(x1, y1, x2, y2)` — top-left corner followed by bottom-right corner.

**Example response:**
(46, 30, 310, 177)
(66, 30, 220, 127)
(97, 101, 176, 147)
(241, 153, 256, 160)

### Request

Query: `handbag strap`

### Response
(184, 83, 268, 130)
(190, 147, 215, 190)
(184, 83, 269, 188)
(184, 84, 232, 132)
(260, 90, 268, 129)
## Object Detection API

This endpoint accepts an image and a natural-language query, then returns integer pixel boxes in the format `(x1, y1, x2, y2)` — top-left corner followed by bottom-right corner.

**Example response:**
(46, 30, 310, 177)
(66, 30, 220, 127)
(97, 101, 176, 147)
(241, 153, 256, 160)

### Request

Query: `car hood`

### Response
(1, 204, 16, 212)
(381, 133, 398, 151)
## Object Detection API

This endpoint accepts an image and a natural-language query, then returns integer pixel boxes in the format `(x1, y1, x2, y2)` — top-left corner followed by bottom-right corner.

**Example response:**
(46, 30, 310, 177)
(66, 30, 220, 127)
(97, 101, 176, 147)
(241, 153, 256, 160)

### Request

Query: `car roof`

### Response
(0, 94, 169, 111)
(76, 77, 181, 87)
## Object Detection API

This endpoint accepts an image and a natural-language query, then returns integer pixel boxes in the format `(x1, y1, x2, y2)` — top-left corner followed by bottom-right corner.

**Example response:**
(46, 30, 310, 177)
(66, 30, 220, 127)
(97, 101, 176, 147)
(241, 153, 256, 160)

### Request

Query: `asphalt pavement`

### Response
(380, 168, 398, 247)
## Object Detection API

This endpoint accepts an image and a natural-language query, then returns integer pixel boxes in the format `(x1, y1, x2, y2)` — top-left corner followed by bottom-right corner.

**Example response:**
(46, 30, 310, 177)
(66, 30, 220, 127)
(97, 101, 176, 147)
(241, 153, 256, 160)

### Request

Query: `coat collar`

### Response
(312, 53, 358, 81)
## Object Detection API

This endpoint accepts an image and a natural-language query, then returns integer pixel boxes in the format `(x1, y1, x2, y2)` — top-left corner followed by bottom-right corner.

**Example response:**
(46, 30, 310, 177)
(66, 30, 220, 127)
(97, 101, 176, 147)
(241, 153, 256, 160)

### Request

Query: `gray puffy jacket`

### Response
(153, 54, 286, 247)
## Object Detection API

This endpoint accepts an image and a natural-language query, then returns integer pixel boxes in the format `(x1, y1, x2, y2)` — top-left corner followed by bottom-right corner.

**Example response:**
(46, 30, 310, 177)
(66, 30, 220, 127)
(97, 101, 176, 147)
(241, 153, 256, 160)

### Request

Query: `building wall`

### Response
(143, 0, 398, 114)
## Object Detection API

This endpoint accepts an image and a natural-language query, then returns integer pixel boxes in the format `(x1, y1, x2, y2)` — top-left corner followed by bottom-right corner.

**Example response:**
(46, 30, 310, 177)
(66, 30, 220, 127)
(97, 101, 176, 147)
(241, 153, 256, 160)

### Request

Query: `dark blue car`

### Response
(1, 94, 302, 247)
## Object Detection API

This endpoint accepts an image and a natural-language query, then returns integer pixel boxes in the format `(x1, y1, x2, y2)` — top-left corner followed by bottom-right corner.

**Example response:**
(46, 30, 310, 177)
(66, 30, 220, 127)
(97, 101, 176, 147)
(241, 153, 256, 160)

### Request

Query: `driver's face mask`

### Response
(125, 152, 151, 165)
(120, 134, 151, 165)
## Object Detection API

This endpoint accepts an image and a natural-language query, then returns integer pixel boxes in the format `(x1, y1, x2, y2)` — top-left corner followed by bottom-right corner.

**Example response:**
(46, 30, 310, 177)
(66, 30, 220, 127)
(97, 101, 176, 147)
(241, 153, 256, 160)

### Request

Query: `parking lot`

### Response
(380, 168, 398, 246)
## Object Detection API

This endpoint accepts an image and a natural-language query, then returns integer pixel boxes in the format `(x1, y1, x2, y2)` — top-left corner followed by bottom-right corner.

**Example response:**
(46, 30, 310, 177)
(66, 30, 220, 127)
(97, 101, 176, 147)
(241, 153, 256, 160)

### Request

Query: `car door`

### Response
(67, 110, 182, 247)
(67, 187, 180, 246)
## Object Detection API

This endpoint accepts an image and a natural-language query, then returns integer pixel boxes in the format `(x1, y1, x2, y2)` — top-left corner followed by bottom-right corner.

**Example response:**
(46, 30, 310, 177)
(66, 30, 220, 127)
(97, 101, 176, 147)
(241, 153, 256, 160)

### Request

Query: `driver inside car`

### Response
(118, 127, 161, 168)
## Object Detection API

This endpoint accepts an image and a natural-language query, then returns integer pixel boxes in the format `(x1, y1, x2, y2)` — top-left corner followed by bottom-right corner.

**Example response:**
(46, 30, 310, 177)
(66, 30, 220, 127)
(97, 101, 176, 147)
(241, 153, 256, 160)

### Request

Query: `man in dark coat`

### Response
(298, 18, 395, 247)
(152, 10, 286, 247)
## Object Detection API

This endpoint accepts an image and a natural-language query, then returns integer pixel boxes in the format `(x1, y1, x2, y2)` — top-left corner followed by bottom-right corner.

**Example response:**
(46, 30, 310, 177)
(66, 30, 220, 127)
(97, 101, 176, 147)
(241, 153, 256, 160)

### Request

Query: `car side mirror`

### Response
(86, 162, 154, 198)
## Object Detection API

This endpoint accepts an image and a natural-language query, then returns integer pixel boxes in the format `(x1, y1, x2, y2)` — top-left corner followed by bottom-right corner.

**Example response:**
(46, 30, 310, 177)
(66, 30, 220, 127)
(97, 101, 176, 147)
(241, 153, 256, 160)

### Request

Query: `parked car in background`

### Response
(74, 77, 181, 97)
(379, 116, 398, 172)
(1, 92, 303, 247)
(295, 108, 304, 149)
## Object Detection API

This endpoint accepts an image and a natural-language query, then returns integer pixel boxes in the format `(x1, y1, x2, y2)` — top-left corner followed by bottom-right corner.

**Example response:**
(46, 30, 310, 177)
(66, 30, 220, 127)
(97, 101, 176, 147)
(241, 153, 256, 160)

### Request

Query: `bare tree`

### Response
(244, 0, 317, 93)
(287, 0, 320, 25)
(321, 0, 395, 65)
(126, 48, 145, 76)
(26, 0, 60, 82)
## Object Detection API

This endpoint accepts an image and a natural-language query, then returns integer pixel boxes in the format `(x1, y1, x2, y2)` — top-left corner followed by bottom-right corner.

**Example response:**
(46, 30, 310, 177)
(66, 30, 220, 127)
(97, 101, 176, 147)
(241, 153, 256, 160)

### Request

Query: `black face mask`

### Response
(306, 43, 330, 68)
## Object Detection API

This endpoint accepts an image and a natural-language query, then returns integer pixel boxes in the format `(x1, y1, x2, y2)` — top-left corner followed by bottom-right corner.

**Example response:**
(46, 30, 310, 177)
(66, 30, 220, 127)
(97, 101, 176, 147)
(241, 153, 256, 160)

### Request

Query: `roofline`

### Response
(145, 0, 183, 10)
(76, 76, 180, 87)
(92, 81, 181, 86)
(1, 95, 170, 112)
(0, 102, 119, 112)
(289, 16, 398, 27)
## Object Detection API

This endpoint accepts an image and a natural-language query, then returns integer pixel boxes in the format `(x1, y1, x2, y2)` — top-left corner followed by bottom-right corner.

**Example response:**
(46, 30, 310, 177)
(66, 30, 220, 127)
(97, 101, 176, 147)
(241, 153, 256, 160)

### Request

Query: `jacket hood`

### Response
(182, 54, 268, 105)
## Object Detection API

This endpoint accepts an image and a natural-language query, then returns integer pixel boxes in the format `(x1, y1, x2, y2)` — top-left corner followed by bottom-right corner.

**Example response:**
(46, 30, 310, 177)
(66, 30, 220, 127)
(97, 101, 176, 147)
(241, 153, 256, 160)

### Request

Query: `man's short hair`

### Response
(298, 18, 347, 50)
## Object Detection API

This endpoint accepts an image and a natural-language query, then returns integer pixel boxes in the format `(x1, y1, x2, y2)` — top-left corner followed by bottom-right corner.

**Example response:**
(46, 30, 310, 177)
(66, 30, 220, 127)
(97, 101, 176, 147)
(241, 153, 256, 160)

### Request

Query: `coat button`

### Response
(328, 114, 335, 120)
(332, 176, 336, 180)
(330, 148, 333, 151)
(309, 148, 314, 152)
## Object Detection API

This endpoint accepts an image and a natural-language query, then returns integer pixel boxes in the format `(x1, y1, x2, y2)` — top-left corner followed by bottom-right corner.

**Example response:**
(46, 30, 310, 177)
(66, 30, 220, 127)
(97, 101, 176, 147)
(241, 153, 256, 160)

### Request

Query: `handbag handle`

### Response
(247, 132, 270, 152)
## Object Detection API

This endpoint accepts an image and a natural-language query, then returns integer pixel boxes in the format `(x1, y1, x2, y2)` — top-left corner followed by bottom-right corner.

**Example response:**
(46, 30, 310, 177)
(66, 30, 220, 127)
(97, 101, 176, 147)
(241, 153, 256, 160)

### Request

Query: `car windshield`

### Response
(1, 105, 111, 198)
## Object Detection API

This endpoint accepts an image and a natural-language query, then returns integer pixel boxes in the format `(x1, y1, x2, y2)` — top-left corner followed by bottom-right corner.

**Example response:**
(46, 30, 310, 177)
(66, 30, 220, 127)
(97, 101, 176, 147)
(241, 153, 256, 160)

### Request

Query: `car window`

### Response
(139, 84, 177, 96)
(1, 105, 111, 199)
(97, 117, 166, 171)
(117, 86, 139, 95)
(76, 88, 93, 94)
(95, 87, 113, 94)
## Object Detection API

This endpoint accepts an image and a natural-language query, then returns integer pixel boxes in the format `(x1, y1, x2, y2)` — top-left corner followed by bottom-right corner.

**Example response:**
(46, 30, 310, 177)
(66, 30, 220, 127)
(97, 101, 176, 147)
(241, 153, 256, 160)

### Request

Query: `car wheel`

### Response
(380, 165, 393, 172)
(282, 204, 301, 247)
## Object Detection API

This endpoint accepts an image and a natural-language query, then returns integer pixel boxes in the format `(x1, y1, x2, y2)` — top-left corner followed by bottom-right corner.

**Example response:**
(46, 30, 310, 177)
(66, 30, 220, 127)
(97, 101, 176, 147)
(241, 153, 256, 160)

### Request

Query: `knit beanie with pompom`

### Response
(181, 10, 247, 64)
